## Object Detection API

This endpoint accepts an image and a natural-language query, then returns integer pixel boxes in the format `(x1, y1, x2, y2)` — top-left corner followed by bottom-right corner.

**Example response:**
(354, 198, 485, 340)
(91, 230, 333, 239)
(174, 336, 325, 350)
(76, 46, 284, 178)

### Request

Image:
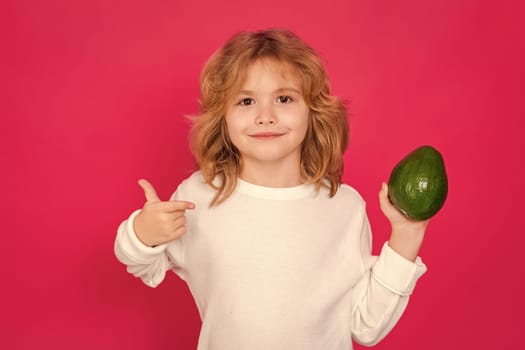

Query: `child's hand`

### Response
(379, 182, 428, 261)
(133, 179, 195, 247)
(379, 182, 428, 231)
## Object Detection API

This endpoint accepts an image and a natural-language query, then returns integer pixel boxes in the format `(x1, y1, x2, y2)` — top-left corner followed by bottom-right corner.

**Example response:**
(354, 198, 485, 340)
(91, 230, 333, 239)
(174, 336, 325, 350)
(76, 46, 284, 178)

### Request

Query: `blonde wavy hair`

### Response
(189, 28, 349, 206)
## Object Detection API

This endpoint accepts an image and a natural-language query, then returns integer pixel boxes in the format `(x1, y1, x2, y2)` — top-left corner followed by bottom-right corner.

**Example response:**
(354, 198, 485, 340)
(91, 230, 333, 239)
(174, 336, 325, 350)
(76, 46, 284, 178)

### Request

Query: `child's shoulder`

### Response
(333, 183, 367, 207)
(178, 170, 209, 190)
(172, 171, 214, 200)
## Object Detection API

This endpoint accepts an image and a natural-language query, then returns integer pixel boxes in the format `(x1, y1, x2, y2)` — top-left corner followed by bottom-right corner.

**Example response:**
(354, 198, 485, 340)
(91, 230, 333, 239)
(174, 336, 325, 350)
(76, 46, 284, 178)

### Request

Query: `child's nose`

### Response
(257, 118, 275, 125)
(255, 105, 277, 125)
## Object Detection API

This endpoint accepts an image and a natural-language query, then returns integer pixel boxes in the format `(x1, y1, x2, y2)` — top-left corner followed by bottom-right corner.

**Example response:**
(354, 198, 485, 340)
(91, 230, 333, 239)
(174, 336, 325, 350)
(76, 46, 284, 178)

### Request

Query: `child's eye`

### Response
(276, 95, 293, 104)
(238, 98, 255, 106)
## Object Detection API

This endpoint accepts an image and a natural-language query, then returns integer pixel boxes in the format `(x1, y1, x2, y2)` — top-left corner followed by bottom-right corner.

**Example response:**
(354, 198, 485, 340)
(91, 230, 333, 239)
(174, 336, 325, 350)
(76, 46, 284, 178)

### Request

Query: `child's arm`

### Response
(350, 183, 428, 345)
(351, 242, 426, 346)
(114, 179, 194, 287)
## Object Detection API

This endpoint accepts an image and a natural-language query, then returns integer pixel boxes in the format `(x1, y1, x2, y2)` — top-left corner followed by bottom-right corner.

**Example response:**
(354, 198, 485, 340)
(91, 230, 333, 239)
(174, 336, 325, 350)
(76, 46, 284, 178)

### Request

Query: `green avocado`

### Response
(388, 145, 448, 221)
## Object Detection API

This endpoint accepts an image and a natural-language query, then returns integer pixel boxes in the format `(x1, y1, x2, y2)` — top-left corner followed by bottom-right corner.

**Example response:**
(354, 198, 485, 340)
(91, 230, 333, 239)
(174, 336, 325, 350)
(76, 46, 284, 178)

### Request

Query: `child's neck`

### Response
(239, 162, 304, 188)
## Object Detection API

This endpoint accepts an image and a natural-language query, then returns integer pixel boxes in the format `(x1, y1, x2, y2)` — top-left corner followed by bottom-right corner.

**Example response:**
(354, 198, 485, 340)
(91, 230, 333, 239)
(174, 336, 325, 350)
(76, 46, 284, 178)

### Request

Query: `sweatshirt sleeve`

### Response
(350, 208, 427, 346)
(114, 209, 179, 287)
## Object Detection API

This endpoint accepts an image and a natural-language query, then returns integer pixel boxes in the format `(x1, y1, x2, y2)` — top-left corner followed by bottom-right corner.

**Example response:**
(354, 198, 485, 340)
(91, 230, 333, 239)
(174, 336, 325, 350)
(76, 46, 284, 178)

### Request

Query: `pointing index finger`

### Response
(163, 200, 195, 212)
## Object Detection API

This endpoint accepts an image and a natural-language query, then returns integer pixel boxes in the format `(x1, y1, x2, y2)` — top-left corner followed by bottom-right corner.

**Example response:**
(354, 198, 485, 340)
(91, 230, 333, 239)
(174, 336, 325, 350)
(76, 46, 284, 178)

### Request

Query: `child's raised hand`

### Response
(133, 179, 195, 247)
(379, 182, 428, 261)
(378, 182, 428, 231)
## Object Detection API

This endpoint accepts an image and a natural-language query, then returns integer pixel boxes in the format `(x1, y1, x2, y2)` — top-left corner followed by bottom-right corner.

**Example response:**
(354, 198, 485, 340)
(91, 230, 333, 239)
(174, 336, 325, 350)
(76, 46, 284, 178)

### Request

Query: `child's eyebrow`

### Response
(275, 87, 302, 94)
(237, 88, 302, 95)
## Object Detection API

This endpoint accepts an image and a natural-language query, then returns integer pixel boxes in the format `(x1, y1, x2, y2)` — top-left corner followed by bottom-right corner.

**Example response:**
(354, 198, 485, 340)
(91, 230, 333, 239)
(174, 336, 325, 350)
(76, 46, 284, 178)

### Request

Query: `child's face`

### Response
(225, 59, 310, 172)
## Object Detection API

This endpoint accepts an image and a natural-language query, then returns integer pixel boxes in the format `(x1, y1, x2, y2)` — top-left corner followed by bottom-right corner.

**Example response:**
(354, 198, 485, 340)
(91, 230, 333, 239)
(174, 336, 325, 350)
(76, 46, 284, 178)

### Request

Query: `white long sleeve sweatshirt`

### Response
(115, 172, 427, 349)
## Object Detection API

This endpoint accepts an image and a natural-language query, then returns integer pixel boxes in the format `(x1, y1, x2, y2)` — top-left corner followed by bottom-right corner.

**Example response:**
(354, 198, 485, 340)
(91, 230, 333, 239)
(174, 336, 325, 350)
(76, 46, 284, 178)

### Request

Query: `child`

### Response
(115, 28, 429, 349)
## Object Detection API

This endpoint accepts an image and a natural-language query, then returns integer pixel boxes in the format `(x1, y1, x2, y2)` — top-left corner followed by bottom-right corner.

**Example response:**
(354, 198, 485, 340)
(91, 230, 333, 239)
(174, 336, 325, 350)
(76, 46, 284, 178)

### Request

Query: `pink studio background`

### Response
(4, 0, 524, 349)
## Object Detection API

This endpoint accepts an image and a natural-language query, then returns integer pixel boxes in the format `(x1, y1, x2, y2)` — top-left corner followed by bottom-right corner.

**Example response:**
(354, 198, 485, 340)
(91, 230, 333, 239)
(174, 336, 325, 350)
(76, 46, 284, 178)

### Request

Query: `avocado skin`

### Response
(388, 145, 448, 221)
